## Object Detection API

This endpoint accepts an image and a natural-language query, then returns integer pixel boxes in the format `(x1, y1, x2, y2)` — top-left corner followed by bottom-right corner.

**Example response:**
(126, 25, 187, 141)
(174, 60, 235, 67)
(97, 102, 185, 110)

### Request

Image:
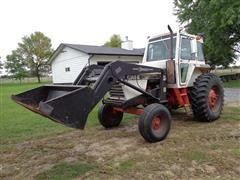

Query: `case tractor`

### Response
(12, 26, 224, 142)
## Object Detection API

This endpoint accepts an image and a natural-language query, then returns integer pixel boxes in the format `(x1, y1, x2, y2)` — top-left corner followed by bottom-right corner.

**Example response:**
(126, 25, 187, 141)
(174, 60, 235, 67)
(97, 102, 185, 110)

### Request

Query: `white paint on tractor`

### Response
(122, 30, 209, 100)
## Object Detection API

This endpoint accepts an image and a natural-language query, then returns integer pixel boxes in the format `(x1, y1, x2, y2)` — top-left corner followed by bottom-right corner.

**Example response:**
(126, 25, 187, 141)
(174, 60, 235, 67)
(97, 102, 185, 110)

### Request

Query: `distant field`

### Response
(0, 77, 52, 84)
(224, 79, 240, 88)
(212, 68, 240, 76)
(1, 67, 239, 83)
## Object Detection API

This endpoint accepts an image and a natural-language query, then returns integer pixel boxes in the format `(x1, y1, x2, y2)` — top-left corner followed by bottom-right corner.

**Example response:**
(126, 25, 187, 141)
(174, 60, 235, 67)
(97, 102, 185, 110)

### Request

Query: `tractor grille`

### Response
(104, 83, 126, 106)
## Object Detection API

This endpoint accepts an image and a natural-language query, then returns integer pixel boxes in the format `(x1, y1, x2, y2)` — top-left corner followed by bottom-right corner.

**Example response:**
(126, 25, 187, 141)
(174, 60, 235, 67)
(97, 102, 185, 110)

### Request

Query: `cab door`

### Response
(179, 36, 195, 86)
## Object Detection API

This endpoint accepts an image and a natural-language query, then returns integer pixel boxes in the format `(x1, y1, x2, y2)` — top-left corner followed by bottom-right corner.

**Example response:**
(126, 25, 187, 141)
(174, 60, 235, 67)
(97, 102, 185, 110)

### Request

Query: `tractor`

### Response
(12, 26, 224, 142)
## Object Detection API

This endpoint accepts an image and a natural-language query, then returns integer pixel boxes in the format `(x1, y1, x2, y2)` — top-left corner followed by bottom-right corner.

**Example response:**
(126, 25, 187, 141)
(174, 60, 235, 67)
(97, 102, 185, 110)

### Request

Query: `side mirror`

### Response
(190, 39, 197, 54)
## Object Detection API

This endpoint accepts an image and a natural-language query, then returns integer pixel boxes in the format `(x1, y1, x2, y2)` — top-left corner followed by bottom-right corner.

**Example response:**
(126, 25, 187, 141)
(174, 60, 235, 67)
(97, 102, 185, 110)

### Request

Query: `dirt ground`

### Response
(0, 106, 240, 179)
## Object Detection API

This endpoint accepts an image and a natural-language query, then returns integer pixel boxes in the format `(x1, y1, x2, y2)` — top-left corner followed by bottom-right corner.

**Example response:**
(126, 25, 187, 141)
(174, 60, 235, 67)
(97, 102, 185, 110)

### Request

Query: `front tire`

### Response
(190, 73, 224, 122)
(138, 103, 171, 143)
(98, 104, 123, 128)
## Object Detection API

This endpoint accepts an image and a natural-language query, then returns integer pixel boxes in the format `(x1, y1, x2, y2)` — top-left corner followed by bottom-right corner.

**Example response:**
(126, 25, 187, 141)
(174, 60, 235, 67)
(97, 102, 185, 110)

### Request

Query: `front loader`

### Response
(12, 26, 224, 142)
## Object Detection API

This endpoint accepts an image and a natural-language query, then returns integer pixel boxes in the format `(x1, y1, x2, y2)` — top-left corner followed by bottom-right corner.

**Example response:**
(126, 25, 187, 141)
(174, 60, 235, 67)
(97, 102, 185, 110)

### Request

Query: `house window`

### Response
(65, 67, 70, 72)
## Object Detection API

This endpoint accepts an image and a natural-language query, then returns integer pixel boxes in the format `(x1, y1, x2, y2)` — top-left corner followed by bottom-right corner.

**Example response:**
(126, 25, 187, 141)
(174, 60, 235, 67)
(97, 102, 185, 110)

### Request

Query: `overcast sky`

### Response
(0, 0, 178, 63)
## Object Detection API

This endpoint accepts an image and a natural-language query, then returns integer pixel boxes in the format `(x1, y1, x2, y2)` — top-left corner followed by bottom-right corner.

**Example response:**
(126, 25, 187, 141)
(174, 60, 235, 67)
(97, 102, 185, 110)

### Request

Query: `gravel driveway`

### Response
(224, 88, 240, 104)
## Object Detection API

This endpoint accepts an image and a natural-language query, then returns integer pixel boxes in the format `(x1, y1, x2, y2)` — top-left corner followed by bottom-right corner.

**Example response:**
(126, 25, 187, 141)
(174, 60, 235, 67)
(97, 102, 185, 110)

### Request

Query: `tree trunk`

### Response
(36, 68, 41, 83)
(37, 74, 41, 83)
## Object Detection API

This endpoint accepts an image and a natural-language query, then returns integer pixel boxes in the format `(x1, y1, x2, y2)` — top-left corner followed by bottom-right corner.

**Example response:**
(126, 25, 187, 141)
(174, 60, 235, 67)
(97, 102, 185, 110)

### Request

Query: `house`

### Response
(49, 40, 144, 84)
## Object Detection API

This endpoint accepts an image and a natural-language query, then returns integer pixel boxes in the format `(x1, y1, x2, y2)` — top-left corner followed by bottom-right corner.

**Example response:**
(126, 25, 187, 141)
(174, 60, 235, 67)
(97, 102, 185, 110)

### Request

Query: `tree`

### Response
(5, 50, 28, 84)
(104, 34, 122, 48)
(0, 63, 3, 75)
(17, 32, 53, 83)
(174, 0, 240, 67)
(0, 57, 3, 73)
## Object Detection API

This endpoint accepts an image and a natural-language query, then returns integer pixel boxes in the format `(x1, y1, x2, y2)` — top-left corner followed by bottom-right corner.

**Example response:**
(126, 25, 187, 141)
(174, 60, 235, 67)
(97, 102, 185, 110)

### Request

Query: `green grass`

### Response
(232, 149, 240, 156)
(118, 160, 135, 172)
(222, 106, 240, 121)
(0, 83, 104, 144)
(0, 83, 72, 144)
(185, 151, 206, 161)
(224, 80, 240, 88)
(0, 82, 136, 144)
(36, 162, 96, 180)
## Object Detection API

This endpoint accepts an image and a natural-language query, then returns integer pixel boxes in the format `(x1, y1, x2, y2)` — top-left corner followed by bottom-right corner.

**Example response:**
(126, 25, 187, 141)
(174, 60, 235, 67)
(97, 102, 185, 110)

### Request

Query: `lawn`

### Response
(0, 82, 135, 144)
(0, 82, 240, 179)
(1, 79, 238, 145)
(0, 83, 68, 144)
(0, 83, 103, 144)
(224, 79, 240, 88)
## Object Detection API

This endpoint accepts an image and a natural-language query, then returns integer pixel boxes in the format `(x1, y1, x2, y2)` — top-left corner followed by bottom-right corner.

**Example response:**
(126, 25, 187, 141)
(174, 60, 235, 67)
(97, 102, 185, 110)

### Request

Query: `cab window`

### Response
(197, 42, 205, 61)
(180, 38, 192, 60)
(147, 38, 176, 61)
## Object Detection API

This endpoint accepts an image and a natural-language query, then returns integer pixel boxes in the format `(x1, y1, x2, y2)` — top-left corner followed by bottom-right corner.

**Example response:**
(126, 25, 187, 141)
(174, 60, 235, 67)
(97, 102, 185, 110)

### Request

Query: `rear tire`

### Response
(138, 103, 171, 142)
(190, 73, 224, 122)
(98, 104, 123, 128)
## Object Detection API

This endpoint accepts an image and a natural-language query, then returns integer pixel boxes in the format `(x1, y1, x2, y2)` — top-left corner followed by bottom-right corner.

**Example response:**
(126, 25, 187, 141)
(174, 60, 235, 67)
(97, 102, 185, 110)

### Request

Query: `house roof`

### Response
(65, 44, 144, 56)
(49, 43, 144, 63)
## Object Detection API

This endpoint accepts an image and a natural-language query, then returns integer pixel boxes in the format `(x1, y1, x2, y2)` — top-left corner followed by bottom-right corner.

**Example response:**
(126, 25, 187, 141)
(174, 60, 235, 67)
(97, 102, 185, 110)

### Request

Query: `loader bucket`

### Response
(12, 85, 94, 129)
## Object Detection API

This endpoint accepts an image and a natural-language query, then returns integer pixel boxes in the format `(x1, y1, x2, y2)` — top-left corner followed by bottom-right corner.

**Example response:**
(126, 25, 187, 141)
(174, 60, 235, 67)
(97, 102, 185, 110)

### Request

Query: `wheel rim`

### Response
(208, 87, 219, 111)
(152, 116, 161, 131)
(107, 109, 117, 120)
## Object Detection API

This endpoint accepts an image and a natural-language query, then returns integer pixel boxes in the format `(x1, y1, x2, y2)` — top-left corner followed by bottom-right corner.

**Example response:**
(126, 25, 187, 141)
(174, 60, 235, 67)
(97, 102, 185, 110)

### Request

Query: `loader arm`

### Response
(12, 61, 164, 129)
(91, 61, 163, 104)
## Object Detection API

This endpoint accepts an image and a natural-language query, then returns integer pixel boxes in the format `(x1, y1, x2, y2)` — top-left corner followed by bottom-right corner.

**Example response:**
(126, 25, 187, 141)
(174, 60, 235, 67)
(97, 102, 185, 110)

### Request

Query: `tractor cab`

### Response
(142, 30, 208, 88)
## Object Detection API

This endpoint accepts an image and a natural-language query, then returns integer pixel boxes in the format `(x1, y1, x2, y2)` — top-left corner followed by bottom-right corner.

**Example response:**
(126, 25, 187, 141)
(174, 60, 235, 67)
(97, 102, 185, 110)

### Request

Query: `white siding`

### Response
(51, 47, 143, 84)
(90, 55, 142, 65)
(51, 47, 89, 83)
